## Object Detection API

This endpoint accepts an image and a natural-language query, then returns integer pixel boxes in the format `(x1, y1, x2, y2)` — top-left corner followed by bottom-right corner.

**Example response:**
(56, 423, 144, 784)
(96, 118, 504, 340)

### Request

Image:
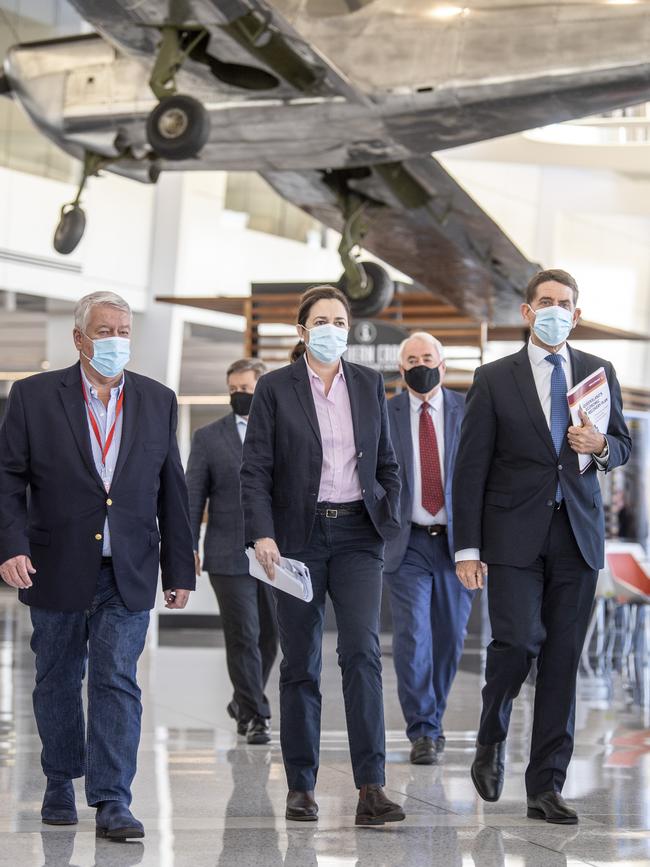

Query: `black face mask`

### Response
(230, 391, 253, 416)
(404, 364, 441, 394)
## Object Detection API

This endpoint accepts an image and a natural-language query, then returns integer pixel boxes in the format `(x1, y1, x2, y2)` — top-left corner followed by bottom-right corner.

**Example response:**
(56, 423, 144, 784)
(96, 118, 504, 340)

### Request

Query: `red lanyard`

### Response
(80, 377, 124, 466)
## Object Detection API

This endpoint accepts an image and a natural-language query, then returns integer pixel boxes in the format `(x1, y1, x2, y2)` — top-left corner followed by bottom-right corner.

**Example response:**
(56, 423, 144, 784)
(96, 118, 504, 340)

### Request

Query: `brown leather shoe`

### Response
(355, 785, 405, 826)
(286, 790, 318, 821)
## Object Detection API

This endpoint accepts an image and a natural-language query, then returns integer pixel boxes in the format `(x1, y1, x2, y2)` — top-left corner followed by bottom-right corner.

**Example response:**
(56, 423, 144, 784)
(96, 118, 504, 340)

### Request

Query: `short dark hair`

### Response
(290, 285, 351, 363)
(525, 269, 579, 306)
(226, 358, 267, 380)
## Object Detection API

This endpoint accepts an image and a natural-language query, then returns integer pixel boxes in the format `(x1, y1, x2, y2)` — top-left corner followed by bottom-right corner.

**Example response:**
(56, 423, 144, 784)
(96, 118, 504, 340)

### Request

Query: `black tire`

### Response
(338, 261, 395, 317)
(146, 94, 210, 161)
(53, 204, 86, 255)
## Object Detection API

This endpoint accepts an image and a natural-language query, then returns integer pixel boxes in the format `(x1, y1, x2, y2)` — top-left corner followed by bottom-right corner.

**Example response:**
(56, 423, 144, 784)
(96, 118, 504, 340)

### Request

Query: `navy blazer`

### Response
(452, 344, 632, 571)
(0, 362, 196, 612)
(384, 387, 465, 572)
(240, 357, 401, 553)
(185, 413, 248, 575)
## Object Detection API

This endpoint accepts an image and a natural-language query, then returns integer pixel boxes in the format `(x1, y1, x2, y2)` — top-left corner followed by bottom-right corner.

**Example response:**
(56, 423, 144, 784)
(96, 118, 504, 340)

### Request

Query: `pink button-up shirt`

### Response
(305, 358, 362, 503)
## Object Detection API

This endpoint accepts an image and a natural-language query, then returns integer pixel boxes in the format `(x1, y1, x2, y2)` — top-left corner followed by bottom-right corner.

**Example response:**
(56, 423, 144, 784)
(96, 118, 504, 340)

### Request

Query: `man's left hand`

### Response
(164, 589, 191, 609)
(567, 409, 606, 456)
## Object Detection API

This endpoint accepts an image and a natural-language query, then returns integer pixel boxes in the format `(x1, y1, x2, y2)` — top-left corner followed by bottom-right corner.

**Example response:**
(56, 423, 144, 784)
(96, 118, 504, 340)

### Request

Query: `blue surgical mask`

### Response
(83, 334, 131, 378)
(304, 324, 349, 364)
(530, 305, 574, 347)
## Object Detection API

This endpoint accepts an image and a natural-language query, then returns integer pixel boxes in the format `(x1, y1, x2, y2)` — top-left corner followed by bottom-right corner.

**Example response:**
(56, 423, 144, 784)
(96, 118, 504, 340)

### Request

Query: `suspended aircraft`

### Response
(4, 0, 650, 319)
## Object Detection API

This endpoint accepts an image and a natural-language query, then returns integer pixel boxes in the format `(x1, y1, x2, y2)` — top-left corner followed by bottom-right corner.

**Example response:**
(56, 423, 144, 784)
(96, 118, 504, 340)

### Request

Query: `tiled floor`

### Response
(1, 592, 649, 867)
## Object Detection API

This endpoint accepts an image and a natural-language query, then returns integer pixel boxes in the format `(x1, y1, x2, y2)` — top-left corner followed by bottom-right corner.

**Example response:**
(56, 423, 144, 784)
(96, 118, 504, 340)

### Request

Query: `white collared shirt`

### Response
(526, 339, 573, 429)
(235, 415, 247, 443)
(80, 367, 124, 557)
(409, 389, 447, 525)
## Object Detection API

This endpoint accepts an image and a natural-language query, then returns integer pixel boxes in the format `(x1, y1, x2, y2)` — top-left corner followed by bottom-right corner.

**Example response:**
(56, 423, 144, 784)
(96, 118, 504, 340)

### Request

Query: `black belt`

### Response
(316, 501, 364, 518)
(411, 523, 447, 536)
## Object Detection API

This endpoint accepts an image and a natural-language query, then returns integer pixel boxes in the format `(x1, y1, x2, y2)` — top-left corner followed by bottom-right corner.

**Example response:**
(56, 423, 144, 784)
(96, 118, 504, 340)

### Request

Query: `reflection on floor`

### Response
(1, 590, 649, 867)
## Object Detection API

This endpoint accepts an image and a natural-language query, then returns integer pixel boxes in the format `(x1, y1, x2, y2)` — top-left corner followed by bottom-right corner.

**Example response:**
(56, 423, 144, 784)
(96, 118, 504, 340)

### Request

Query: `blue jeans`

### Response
(29, 563, 150, 806)
(278, 508, 386, 791)
(385, 528, 473, 742)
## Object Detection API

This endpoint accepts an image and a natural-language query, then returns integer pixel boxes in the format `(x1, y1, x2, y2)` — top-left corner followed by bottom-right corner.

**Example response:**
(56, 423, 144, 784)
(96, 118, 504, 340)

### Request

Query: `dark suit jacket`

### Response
(240, 357, 401, 553)
(0, 362, 196, 612)
(452, 344, 632, 571)
(186, 413, 248, 575)
(384, 387, 465, 572)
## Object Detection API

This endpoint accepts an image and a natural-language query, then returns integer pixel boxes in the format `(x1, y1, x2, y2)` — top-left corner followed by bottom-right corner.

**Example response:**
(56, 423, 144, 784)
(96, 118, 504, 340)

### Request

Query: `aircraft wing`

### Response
(262, 158, 538, 326)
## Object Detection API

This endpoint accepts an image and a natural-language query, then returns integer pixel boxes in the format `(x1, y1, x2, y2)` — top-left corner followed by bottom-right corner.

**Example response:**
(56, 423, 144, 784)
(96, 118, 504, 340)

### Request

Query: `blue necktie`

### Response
(546, 353, 569, 502)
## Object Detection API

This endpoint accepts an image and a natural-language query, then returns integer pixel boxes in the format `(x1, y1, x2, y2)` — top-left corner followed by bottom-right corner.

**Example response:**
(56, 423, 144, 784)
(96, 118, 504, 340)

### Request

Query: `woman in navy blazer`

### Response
(240, 285, 404, 826)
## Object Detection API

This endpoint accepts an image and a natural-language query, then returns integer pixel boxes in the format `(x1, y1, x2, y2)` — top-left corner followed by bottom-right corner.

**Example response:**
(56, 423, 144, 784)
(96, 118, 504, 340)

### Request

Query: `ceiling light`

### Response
(428, 5, 468, 19)
(605, 0, 641, 5)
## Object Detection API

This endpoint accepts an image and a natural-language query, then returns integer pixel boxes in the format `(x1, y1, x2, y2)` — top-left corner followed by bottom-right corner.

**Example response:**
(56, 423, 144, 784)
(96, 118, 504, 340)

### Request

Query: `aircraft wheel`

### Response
(53, 204, 86, 255)
(338, 261, 395, 317)
(146, 94, 210, 160)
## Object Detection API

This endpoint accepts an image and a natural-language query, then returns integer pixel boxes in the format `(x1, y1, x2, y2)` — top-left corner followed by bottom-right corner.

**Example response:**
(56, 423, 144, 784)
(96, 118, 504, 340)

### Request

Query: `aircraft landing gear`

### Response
(337, 196, 394, 317)
(147, 25, 210, 160)
(146, 93, 210, 161)
(53, 152, 108, 255)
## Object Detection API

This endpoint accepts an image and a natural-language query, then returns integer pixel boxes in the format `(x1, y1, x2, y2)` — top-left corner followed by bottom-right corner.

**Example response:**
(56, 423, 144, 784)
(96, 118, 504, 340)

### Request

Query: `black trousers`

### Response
(478, 503, 598, 796)
(278, 509, 386, 791)
(208, 573, 278, 722)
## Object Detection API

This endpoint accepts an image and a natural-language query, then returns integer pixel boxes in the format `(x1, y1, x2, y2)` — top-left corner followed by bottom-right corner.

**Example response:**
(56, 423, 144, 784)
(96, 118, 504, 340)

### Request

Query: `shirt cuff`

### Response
(455, 548, 481, 563)
(593, 437, 609, 470)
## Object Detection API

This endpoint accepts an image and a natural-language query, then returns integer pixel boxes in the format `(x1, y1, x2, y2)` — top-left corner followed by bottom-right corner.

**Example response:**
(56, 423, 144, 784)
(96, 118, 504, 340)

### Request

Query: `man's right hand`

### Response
(0, 555, 36, 589)
(456, 559, 487, 591)
(254, 538, 281, 580)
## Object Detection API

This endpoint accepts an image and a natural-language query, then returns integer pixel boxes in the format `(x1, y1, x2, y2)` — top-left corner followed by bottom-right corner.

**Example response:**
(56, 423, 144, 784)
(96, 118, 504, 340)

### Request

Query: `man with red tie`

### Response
(384, 332, 472, 766)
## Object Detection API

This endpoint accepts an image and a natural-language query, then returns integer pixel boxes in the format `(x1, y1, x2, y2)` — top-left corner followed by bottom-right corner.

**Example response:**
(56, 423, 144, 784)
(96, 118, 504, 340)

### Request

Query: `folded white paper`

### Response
(246, 549, 313, 602)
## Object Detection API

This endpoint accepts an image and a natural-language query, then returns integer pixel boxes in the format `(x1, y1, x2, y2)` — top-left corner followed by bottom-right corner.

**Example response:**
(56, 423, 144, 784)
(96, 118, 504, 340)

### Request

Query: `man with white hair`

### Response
(0, 291, 195, 840)
(384, 332, 473, 765)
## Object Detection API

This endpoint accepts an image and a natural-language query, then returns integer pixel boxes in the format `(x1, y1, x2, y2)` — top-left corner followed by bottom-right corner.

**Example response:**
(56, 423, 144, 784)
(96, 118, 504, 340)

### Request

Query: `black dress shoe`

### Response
(356, 785, 406, 826)
(95, 801, 145, 840)
(410, 736, 437, 765)
(286, 790, 318, 821)
(41, 779, 77, 825)
(227, 700, 249, 736)
(471, 741, 506, 802)
(435, 733, 446, 754)
(527, 791, 578, 825)
(246, 716, 271, 745)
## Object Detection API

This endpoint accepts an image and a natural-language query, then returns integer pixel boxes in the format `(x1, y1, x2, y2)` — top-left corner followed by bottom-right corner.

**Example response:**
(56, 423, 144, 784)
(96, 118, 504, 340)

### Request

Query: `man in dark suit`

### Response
(186, 358, 278, 745)
(385, 332, 472, 766)
(0, 291, 195, 840)
(453, 269, 631, 824)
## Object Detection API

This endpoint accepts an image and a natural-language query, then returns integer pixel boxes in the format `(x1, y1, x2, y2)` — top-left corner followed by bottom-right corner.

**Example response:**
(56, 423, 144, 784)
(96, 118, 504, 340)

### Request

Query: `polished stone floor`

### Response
(1, 591, 649, 867)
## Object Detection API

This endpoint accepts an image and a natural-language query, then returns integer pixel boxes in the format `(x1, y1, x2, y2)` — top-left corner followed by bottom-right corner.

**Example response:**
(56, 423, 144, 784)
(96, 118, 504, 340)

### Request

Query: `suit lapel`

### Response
(442, 388, 461, 484)
(224, 412, 244, 458)
(392, 391, 414, 499)
(58, 362, 106, 492)
(563, 344, 588, 461)
(111, 371, 142, 486)
(292, 358, 322, 446)
(341, 360, 361, 451)
(512, 345, 557, 460)
(568, 344, 587, 394)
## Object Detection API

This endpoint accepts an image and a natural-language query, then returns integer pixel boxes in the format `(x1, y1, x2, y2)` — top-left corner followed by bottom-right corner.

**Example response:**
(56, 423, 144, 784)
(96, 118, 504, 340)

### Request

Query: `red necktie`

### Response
(419, 402, 444, 517)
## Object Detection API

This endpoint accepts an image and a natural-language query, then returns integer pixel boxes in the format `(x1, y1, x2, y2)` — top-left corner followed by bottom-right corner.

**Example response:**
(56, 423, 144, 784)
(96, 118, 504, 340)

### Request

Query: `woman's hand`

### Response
(255, 537, 281, 580)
